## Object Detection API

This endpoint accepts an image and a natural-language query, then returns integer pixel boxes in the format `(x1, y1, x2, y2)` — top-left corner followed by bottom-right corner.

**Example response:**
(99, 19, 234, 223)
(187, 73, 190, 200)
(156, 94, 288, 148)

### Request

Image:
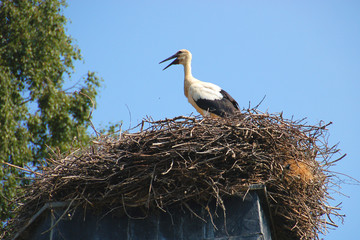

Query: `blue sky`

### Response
(64, 1, 360, 239)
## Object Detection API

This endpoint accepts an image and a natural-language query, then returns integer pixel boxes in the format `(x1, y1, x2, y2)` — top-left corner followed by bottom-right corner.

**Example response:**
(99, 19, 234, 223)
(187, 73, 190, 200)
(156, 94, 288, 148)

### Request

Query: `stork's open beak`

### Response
(159, 53, 179, 70)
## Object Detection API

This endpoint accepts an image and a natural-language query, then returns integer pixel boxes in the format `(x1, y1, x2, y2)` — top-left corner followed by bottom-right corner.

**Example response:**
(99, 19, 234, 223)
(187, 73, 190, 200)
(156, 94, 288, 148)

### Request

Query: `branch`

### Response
(1, 162, 42, 176)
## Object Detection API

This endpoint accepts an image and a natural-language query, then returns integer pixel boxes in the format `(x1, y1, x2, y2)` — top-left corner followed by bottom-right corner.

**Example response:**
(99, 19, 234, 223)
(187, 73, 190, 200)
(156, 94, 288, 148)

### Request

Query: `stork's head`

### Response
(159, 49, 192, 70)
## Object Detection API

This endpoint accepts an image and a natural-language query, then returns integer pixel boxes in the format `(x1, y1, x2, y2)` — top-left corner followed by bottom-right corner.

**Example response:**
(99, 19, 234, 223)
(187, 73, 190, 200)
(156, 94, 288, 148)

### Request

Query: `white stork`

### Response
(160, 49, 240, 118)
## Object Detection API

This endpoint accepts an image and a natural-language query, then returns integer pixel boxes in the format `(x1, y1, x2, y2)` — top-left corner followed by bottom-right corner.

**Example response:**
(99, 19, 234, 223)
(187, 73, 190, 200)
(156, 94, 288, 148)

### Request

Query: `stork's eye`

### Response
(177, 50, 183, 54)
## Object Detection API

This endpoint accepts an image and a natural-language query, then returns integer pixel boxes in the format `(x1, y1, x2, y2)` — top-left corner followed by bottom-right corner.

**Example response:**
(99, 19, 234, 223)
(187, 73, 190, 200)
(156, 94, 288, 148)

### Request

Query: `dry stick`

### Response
(41, 197, 76, 235)
(183, 202, 208, 224)
(254, 95, 266, 109)
(147, 165, 157, 208)
(121, 195, 147, 220)
(125, 104, 132, 130)
(2, 162, 42, 176)
(161, 160, 173, 175)
(205, 205, 218, 231)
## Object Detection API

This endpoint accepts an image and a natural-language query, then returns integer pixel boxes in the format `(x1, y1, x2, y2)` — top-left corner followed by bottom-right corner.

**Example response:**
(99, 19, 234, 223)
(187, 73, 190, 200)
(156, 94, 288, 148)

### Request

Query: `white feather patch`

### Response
(188, 81, 223, 101)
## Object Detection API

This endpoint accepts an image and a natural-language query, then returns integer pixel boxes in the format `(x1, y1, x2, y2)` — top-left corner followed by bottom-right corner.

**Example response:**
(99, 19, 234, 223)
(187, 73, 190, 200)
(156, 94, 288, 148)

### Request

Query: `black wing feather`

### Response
(195, 89, 239, 117)
(220, 89, 239, 110)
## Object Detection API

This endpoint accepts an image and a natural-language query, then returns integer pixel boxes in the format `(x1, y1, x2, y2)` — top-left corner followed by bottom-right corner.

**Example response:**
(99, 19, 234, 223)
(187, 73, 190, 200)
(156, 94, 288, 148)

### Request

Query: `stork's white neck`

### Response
(183, 61, 192, 80)
(183, 61, 195, 98)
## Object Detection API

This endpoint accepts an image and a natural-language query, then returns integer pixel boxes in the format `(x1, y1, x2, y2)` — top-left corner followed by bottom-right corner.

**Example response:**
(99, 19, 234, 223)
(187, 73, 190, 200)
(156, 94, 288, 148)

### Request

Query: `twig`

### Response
(2, 162, 42, 176)
(255, 95, 266, 109)
(41, 198, 76, 234)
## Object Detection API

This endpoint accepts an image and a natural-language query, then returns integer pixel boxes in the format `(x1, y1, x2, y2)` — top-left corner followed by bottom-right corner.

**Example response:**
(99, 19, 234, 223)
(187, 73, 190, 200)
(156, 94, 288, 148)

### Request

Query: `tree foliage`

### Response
(0, 0, 101, 222)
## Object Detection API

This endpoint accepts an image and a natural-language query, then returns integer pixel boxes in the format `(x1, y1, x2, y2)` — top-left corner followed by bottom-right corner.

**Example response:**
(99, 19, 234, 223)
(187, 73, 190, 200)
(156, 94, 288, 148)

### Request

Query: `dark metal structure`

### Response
(14, 185, 274, 240)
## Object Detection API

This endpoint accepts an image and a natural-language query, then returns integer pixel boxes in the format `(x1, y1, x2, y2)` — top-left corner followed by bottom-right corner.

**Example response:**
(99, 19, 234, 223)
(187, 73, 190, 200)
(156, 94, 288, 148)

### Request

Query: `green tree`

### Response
(0, 0, 101, 222)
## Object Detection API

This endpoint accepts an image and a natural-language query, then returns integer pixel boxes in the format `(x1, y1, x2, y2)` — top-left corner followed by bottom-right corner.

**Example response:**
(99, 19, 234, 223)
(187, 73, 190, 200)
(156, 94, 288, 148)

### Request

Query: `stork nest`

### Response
(5, 109, 344, 240)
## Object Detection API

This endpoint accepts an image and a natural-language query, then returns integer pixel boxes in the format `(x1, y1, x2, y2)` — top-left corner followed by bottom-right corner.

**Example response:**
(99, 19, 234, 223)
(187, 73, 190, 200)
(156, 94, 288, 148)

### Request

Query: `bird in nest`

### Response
(160, 49, 240, 119)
